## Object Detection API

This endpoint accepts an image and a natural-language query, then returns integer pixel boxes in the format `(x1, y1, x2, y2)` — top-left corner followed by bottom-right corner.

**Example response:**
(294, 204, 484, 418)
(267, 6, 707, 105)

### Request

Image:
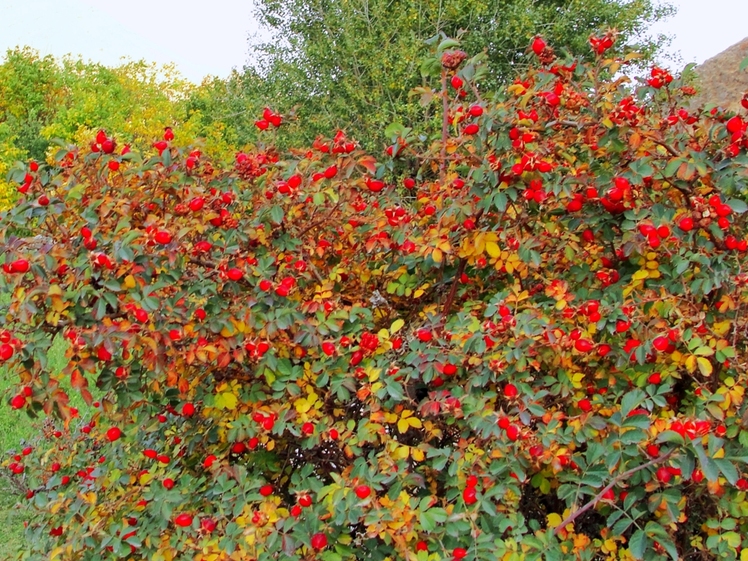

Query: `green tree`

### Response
(43, 58, 196, 147)
(0, 48, 220, 208)
(0, 48, 63, 161)
(238, 0, 673, 149)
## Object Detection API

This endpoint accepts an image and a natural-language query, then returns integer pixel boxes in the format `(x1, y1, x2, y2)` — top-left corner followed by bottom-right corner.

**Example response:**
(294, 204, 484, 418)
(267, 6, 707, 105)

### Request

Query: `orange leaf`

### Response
(358, 155, 378, 174)
(71, 369, 88, 390)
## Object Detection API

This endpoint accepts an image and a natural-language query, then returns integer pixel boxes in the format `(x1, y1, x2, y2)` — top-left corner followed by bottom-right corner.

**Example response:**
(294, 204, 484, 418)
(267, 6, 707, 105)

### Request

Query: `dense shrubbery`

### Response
(4, 34, 748, 561)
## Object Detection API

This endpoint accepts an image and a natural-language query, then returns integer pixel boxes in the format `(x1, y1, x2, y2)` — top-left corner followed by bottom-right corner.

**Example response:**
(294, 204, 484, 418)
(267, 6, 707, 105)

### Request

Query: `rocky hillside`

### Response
(694, 37, 748, 112)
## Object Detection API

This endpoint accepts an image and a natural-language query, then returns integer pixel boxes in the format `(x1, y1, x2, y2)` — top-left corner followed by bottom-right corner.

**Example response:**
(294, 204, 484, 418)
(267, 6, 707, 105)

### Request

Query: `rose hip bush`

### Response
(4, 35, 748, 561)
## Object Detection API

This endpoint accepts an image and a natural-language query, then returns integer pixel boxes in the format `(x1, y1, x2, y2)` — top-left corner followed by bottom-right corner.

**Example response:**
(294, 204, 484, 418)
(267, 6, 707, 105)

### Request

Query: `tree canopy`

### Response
(0, 48, 205, 208)
(239, 0, 674, 148)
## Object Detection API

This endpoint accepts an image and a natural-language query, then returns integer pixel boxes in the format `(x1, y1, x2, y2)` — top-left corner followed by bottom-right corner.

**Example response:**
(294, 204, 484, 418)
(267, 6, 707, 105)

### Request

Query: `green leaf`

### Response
(663, 158, 684, 178)
(645, 522, 678, 561)
(384, 122, 407, 139)
(611, 516, 633, 536)
(621, 389, 646, 418)
(656, 430, 685, 445)
(727, 198, 748, 214)
(419, 57, 441, 78)
(269, 205, 284, 225)
(103, 279, 121, 292)
(692, 440, 720, 482)
(714, 458, 739, 485)
(622, 415, 650, 430)
(628, 529, 647, 559)
(722, 531, 742, 548)
(741, 55, 748, 72)
(437, 38, 461, 53)
(419, 507, 447, 532)
(658, 536, 679, 561)
(494, 191, 508, 212)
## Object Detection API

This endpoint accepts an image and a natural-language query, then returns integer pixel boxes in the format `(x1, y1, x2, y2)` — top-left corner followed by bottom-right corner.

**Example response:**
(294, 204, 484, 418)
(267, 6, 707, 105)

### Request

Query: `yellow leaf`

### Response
(431, 248, 443, 264)
(392, 445, 410, 460)
(547, 513, 563, 529)
(390, 319, 405, 334)
(215, 392, 238, 411)
(411, 447, 425, 462)
(397, 418, 412, 434)
(45, 310, 60, 325)
(124, 275, 136, 289)
(294, 399, 309, 415)
(713, 321, 731, 336)
(486, 241, 501, 258)
(685, 355, 696, 374)
(632, 269, 649, 281)
(571, 373, 585, 389)
(697, 357, 713, 376)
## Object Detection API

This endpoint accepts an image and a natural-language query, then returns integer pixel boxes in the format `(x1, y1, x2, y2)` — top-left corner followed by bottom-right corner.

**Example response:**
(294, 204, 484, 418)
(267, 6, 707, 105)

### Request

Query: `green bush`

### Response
(3, 35, 748, 561)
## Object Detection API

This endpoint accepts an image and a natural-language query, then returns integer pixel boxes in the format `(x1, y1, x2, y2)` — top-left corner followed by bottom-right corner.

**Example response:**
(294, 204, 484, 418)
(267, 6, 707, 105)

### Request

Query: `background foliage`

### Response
(0, 1, 674, 209)
(0, 49, 218, 209)
(239, 0, 675, 149)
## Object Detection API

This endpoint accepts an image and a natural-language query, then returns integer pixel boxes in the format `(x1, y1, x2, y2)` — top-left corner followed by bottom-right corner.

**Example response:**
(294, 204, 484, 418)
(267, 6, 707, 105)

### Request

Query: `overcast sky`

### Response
(0, 0, 747, 83)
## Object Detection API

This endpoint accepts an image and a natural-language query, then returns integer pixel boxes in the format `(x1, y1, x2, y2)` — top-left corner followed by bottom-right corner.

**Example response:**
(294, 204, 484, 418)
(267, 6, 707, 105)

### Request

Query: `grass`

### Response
(0, 335, 77, 560)
(0, 370, 34, 560)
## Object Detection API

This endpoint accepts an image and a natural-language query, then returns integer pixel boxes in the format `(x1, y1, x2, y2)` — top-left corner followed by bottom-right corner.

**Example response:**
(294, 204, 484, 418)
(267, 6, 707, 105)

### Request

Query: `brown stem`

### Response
(440, 69, 449, 184)
(644, 133, 680, 158)
(553, 449, 675, 536)
(441, 258, 466, 319)
(544, 119, 592, 129)
(295, 197, 344, 241)
(467, 79, 484, 106)
(441, 208, 484, 319)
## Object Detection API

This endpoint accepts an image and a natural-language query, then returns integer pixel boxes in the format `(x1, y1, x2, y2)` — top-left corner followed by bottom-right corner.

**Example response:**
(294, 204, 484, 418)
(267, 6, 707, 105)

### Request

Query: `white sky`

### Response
(0, 0, 747, 83)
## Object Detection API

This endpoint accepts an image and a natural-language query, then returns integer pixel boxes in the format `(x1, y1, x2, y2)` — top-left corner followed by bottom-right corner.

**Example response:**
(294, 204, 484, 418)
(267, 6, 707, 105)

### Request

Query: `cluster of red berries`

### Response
(609, 96, 644, 127)
(17, 160, 38, 193)
(91, 129, 117, 154)
(589, 33, 615, 55)
(647, 66, 674, 89)
(255, 107, 283, 130)
(462, 474, 480, 505)
(725, 115, 748, 157)
(522, 178, 548, 204)
(235, 150, 276, 180)
(2, 257, 30, 274)
(510, 151, 554, 175)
